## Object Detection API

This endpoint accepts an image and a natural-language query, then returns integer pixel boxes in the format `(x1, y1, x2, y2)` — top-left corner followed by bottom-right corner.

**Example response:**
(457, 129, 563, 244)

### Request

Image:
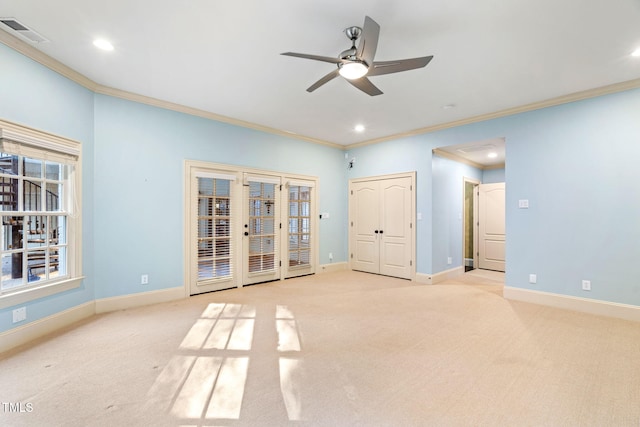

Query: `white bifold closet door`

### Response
(349, 174, 414, 279)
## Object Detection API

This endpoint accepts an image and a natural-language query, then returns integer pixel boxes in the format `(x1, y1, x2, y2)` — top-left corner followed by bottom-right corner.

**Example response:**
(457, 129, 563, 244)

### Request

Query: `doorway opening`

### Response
(463, 178, 480, 272)
(432, 137, 506, 277)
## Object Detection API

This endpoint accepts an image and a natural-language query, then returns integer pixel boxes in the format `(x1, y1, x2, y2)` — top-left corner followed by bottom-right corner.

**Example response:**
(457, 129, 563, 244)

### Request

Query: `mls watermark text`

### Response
(2, 402, 34, 413)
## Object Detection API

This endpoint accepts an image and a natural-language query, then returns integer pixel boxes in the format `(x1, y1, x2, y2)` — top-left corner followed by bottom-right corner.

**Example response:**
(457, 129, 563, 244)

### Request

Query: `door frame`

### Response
(184, 160, 319, 296)
(348, 171, 416, 281)
(462, 177, 481, 272)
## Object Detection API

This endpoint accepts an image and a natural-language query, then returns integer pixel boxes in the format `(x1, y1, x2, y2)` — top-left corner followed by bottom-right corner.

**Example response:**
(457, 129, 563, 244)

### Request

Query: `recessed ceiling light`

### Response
(442, 104, 456, 110)
(93, 39, 114, 51)
(487, 152, 498, 158)
(632, 47, 640, 57)
(354, 124, 365, 132)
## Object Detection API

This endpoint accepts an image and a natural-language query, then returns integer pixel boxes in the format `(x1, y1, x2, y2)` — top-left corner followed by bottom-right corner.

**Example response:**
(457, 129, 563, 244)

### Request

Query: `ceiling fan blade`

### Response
(281, 52, 343, 64)
(368, 55, 434, 76)
(347, 77, 383, 96)
(307, 69, 340, 92)
(357, 16, 380, 65)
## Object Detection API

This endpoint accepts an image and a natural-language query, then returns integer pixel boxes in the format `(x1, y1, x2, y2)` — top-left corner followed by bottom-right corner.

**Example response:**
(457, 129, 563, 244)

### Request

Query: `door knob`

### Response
(374, 230, 379, 234)
(244, 232, 249, 236)
(380, 230, 384, 234)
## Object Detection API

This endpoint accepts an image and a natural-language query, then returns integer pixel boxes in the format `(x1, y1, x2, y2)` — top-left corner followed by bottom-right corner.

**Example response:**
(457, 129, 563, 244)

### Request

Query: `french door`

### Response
(186, 162, 317, 296)
(284, 180, 315, 278)
(243, 174, 281, 285)
(190, 171, 238, 295)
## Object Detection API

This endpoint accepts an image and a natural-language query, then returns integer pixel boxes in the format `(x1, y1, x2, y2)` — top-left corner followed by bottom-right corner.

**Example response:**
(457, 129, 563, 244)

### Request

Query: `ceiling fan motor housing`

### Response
(344, 26, 362, 41)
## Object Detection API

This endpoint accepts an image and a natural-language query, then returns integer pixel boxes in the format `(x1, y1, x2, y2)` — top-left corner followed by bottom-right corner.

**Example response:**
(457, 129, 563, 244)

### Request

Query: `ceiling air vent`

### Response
(0, 18, 49, 43)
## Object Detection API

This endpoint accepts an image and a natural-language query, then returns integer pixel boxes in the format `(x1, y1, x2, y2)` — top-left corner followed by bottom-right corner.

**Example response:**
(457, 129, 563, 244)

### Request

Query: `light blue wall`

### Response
(93, 95, 346, 299)
(483, 168, 505, 184)
(431, 155, 482, 273)
(0, 43, 96, 331)
(505, 90, 640, 305)
(350, 88, 640, 306)
(2, 38, 640, 335)
(0, 42, 345, 333)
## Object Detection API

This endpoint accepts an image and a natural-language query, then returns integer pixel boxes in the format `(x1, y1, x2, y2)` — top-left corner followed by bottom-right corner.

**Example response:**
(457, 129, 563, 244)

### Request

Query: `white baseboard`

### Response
(95, 286, 185, 313)
(414, 272, 432, 285)
(318, 262, 348, 274)
(504, 286, 640, 323)
(0, 300, 95, 354)
(415, 266, 464, 285)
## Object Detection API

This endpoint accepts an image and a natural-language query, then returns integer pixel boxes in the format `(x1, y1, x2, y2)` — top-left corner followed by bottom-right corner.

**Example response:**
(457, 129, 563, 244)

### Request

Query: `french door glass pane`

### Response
(248, 182, 277, 274)
(197, 177, 232, 281)
(288, 185, 311, 268)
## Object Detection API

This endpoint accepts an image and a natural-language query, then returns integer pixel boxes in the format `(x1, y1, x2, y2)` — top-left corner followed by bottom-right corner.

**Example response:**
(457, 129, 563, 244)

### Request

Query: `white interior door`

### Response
(190, 171, 239, 295)
(478, 182, 506, 272)
(243, 174, 281, 285)
(349, 174, 414, 279)
(379, 177, 412, 279)
(350, 181, 379, 274)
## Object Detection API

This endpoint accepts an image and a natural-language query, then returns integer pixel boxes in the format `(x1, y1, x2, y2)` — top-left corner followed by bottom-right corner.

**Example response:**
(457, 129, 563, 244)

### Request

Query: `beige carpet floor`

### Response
(1, 270, 639, 426)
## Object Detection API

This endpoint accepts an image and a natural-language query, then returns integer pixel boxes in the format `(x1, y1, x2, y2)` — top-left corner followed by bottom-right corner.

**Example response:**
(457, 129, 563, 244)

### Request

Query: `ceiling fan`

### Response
(281, 16, 433, 96)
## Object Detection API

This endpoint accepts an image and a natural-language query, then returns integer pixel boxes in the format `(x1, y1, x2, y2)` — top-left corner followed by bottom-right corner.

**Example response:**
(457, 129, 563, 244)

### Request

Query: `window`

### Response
(0, 120, 82, 308)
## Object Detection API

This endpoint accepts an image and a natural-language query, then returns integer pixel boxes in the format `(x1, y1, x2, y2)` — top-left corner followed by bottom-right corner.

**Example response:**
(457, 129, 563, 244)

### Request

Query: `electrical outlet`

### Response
(582, 280, 591, 291)
(529, 274, 537, 284)
(12, 307, 26, 323)
(141, 274, 149, 285)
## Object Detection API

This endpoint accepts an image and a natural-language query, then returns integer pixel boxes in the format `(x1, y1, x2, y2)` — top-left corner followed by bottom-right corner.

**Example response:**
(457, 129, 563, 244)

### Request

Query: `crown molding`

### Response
(3, 28, 640, 152)
(0, 30, 342, 150)
(348, 77, 640, 149)
(93, 85, 342, 149)
(432, 148, 505, 170)
(0, 28, 98, 91)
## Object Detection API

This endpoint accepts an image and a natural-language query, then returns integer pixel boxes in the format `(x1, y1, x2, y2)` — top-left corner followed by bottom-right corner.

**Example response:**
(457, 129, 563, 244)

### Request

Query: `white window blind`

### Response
(247, 177, 279, 275)
(287, 182, 312, 269)
(196, 176, 233, 282)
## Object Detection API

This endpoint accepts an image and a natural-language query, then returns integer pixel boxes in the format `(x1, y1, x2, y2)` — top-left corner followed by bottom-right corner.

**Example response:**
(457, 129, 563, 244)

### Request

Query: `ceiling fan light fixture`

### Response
(339, 61, 368, 80)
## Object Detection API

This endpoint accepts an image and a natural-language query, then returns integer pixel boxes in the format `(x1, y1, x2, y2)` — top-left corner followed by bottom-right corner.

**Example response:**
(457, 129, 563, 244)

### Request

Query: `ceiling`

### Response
(1, 0, 640, 147)
(434, 138, 505, 168)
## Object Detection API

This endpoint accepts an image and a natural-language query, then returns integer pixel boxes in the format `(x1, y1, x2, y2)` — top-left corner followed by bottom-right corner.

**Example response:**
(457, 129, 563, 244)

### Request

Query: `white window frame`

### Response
(0, 120, 83, 309)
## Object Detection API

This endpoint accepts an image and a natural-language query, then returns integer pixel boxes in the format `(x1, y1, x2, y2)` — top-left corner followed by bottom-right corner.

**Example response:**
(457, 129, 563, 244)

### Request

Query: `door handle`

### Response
(374, 230, 379, 234)
(244, 231, 249, 236)
(379, 230, 383, 234)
